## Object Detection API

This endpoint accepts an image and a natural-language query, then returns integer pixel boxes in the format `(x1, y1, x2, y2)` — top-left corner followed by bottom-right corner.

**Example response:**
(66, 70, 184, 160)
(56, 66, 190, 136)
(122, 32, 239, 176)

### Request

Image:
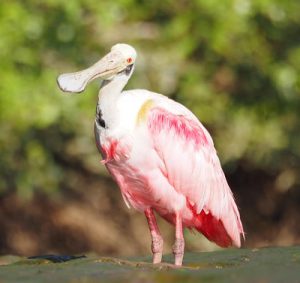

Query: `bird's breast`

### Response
(99, 137, 132, 164)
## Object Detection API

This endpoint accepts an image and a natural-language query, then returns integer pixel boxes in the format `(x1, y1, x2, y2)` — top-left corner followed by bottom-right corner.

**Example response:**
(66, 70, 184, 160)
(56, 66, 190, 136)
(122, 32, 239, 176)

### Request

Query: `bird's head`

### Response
(57, 43, 137, 93)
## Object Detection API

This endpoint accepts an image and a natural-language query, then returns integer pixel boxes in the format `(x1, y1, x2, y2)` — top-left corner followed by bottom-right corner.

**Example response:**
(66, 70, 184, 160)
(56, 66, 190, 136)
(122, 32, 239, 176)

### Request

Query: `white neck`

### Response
(98, 73, 131, 128)
(99, 74, 128, 99)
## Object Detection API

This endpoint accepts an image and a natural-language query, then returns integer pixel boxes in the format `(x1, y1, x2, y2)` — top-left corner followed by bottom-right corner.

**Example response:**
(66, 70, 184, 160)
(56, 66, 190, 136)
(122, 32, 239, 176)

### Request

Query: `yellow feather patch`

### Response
(136, 99, 154, 125)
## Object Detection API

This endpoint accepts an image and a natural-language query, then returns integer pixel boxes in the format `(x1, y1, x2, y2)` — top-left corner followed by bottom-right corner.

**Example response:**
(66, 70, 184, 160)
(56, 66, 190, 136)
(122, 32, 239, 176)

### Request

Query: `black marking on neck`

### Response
(125, 64, 134, 76)
(96, 105, 106, 129)
(117, 64, 134, 76)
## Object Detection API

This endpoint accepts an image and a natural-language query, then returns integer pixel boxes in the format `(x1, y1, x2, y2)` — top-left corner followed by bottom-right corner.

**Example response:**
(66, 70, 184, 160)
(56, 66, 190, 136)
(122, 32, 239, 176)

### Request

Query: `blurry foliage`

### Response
(0, 0, 299, 198)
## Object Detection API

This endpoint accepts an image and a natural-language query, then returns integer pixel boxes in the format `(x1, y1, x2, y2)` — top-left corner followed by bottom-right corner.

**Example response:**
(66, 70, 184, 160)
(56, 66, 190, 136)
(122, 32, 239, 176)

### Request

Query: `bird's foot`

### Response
(151, 235, 163, 264)
(153, 252, 162, 264)
(172, 238, 185, 266)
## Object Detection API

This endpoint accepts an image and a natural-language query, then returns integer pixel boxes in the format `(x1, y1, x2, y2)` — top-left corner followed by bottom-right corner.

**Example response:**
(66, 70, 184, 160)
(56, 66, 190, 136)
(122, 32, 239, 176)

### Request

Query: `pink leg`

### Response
(173, 212, 185, 266)
(145, 208, 163, 264)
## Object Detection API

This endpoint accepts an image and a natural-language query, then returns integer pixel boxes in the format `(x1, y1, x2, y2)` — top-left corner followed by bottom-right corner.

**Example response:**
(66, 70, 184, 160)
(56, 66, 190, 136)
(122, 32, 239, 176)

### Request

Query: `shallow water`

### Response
(1, 246, 299, 283)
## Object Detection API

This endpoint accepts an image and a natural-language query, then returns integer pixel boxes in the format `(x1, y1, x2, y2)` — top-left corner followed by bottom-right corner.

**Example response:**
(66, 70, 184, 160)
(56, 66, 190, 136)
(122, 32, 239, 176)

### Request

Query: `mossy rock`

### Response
(1, 246, 299, 283)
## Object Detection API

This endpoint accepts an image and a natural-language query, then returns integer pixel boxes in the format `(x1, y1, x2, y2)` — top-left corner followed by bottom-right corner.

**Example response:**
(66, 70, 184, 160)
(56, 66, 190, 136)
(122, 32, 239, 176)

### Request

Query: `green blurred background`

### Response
(0, 0, 299, 257)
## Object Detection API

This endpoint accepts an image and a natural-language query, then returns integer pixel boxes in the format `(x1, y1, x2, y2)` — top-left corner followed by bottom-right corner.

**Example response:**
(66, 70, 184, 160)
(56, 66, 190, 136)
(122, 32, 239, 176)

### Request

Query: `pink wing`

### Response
(147, 106, 244, 247)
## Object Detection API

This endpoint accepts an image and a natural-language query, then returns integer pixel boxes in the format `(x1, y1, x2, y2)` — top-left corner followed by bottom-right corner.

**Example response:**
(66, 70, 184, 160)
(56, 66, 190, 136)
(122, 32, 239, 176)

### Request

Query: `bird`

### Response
(57, 43, 244, 266)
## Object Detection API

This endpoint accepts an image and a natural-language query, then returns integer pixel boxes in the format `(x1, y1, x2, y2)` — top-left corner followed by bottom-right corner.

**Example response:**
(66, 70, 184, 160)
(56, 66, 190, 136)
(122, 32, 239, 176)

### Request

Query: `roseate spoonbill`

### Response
(57, 43, 244, 266)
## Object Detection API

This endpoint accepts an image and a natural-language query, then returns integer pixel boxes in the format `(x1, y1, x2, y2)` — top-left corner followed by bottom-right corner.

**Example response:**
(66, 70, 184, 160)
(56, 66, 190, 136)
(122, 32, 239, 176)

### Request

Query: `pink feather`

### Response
(103, 105, 244, 248)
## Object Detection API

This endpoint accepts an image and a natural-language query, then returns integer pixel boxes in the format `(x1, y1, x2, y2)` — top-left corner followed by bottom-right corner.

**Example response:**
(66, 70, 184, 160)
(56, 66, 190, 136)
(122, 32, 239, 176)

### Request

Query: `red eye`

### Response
(127, 58, 132, 63)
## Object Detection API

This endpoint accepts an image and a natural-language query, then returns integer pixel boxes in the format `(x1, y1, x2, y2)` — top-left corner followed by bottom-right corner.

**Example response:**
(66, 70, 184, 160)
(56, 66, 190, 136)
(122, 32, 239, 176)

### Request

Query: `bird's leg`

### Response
(145, 208, 163, 264)
(173, 212, 185, 266)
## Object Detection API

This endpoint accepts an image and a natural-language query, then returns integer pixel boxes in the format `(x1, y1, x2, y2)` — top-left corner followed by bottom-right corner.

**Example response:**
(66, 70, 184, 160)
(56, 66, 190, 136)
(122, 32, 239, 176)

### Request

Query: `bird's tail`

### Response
(188, 201, 244, 248)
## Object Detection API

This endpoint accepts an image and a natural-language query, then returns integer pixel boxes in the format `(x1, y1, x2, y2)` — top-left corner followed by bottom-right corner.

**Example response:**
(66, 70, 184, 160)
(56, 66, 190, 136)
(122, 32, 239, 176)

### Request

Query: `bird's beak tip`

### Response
(56, 72, 87, 94)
